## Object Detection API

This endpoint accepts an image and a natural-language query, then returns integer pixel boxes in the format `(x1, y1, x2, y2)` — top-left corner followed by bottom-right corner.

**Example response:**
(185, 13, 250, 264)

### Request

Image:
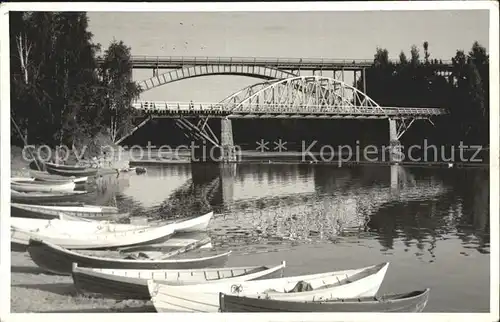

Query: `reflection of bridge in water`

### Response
(103, 162, 488, 256)
(161, 163, 488, 257)
(163, 163, 449, 217)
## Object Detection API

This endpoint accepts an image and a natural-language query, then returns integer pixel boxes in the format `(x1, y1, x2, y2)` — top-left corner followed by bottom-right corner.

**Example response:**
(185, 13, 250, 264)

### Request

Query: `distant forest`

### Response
(10, 12, 489, 153)
(357, 42, 489, 146)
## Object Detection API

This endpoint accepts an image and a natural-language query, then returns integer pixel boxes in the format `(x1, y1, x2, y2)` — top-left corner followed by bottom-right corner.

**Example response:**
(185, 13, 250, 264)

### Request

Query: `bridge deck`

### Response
(103, 56, 454, 71)
(132, 101, 448, 119)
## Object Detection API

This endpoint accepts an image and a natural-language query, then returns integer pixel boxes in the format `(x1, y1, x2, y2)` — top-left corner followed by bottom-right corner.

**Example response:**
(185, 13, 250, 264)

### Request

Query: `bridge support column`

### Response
(388, 118, 403, 164)
(220, 118, 237, 163)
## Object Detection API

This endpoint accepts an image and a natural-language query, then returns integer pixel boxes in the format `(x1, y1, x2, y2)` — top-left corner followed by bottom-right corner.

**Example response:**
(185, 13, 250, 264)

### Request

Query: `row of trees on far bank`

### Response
(10, 12, 141, 154)
(355, 41, 489, 146)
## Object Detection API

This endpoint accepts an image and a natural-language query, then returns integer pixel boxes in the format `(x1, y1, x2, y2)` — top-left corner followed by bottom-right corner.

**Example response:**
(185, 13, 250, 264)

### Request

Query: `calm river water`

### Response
(90, 163, 489, 312)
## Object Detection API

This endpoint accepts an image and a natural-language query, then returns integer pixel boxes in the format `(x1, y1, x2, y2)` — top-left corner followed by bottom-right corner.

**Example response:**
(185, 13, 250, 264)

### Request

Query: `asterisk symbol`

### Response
(273, 139, 287, 152)
(256, 139, 269, 152)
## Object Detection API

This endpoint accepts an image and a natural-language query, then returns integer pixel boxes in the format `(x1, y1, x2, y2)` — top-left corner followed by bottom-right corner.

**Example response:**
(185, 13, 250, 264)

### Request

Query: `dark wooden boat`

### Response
(219, 288, 431, 313)
(27, 239, 232, 276)
(72, 261, 285, 300)
(46, 166, 98, 177)
(11, 189, 91, 204)
(30, 170, 88, 184)
(45, 162, 89, 171)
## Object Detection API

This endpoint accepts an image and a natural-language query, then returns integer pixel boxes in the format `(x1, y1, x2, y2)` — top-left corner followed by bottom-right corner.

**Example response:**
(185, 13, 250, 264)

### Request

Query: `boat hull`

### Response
(11, 203, 124, 221)
(168, 212, 213, 233)
(72, 262, 285, 300)
(148, 262, 389, 313)
(11, 190, 91, 204)
(45, 162, 89, 171)
(11, 179, 76, 193)
(12, 218, 175, 249)
(46, 166, 98, 178)
(219, 289, 430, 312)
(27, 239, 231, 276)
(30, 170, 88, 183)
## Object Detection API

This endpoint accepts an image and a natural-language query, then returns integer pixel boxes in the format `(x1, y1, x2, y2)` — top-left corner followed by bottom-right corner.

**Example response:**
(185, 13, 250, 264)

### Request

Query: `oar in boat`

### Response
(119, 237, 212, 260)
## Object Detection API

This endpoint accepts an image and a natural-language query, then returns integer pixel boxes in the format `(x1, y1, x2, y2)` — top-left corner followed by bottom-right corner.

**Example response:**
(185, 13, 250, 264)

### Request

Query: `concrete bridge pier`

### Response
(388, 118, 403, 164)
(220, 118, 237, 163)
(188, 117, 238, 163)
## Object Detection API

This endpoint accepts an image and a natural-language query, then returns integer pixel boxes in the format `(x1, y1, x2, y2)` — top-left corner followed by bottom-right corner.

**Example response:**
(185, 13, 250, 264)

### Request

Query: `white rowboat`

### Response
(11, 217, 176, 249)
(11, 212, 213, 249)
(11, 178, 76, 193)
(147, 262, 389, 313)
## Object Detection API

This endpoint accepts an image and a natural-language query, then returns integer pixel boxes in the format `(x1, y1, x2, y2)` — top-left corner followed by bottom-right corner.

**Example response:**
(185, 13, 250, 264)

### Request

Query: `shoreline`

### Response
(129, 158, 489, 168)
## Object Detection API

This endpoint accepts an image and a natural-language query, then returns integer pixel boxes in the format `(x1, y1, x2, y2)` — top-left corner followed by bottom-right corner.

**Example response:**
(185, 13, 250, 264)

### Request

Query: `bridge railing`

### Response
(132, 101, 448, 116)
(132, 101, 225, 111)
(125, 56, 454, 66)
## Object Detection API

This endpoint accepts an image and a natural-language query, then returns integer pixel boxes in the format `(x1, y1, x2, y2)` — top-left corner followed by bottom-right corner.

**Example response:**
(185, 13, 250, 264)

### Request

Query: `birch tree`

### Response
(98, 40, 142, 143)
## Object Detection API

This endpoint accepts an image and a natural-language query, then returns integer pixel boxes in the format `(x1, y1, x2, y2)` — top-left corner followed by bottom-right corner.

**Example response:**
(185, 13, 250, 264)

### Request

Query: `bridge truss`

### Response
(127, 76, 447, 148)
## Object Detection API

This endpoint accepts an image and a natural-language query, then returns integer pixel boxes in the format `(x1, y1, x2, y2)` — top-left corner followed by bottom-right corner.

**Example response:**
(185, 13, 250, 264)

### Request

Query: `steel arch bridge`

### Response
(133, 75, 447, 118)
(125, 76, 447, 151)
(137, 65, 298, 92)
(217, 76, 386, 116)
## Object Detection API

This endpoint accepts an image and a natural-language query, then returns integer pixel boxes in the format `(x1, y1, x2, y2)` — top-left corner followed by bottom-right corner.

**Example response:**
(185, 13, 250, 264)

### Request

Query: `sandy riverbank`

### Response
(9, 145, 153, 313)
(10, 251, 154, 313)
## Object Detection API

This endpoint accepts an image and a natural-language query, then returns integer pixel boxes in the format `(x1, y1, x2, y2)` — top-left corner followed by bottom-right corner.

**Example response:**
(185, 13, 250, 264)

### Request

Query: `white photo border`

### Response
(0, 1, 498, 322)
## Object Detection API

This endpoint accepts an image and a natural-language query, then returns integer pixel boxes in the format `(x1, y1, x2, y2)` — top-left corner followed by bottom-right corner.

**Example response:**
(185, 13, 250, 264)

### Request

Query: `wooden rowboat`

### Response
(11, 212, 213, 240)
(11, 203, 124, 221)
(27, 239, 232, 275)
(11, 178, 76, 193)
(45, 162, 89, 171)
(72, 261, 286, 300)
(46, 166, 98, 177)
(147, 262, 389, 313)
(11, 217, 176, 249)
(219, 288, 431, 312)
(11, 189, 91, 204)
(30, 170, 88, 184)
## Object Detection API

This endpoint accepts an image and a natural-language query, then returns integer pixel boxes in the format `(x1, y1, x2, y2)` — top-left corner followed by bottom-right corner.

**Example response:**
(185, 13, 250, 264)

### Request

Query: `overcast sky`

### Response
(87, 10, 489, 102)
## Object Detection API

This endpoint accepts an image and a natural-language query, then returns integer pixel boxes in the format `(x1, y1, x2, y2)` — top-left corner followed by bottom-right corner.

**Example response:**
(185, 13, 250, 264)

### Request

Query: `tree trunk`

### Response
(16, 33, 31, 85)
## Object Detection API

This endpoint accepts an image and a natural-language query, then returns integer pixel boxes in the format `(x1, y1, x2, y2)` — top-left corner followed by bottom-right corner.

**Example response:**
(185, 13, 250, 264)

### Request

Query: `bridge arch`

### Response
(136, 65, 298, 92)
(222, 75, 387, 116)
